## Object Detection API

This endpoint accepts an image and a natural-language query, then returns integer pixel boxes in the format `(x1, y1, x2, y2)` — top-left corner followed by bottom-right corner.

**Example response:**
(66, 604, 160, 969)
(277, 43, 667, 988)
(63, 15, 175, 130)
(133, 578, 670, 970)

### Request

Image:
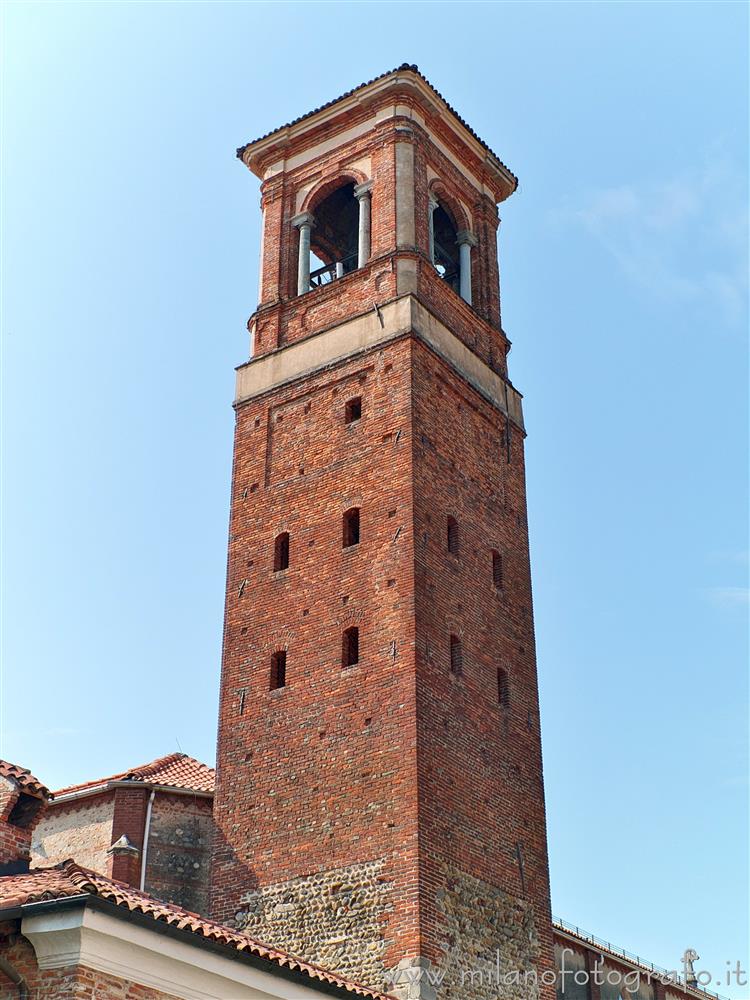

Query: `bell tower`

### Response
(211, 65, 554, 1000)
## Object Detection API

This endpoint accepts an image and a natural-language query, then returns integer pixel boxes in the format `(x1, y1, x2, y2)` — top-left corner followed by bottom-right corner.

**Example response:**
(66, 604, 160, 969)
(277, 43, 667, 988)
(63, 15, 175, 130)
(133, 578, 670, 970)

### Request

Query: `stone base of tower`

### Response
(223, 859, 552, 999)
(232, 860, 394, 989)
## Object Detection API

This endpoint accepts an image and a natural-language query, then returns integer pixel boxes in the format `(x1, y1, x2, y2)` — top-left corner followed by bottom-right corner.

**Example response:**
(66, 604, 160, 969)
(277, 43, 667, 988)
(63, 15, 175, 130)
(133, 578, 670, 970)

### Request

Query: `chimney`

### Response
(0, 761, 50, 874)
(107, 834, 141, 887)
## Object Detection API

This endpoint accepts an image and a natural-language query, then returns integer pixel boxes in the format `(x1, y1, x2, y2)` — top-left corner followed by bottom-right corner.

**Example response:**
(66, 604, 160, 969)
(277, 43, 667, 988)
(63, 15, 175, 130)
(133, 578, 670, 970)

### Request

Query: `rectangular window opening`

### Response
(345, 397, 362, 424)
(492, 550, 503, 589)
(270, 651, 287, 690)
(498, 667, 510, 707)
(343, 508, 360, 548)
(447, 517, 459, 555)
(449, 634, 463, 675)
(273, 532, 290, 572)
(342, 627, 359, 668)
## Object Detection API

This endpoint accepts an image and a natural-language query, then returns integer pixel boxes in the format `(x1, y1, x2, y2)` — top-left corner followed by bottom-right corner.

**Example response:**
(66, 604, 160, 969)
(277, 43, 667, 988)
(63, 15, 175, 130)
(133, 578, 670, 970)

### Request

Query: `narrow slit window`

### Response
(273, 532, 290, 571)
(345, 397, 362, 424)
(492, 550, 503, 588)
(270, 650, 287, 690)
(343, 507, 360, 548)
(498, 667, 510, 707)
(447, 517, 459, 555)
(342, 626, 359, 668)
(449, 634, 462, 675)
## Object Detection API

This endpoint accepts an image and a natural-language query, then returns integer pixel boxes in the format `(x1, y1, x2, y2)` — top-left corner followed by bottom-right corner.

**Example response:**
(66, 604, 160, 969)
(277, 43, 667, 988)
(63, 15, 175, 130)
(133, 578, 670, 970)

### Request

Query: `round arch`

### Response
(428, 180, 470, 233)
(301, 170, 369, 215)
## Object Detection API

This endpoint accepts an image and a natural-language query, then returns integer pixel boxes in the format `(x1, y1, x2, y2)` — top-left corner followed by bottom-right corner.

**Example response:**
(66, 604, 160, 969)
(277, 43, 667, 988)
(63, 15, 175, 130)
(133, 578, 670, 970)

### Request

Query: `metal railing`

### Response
(309, 253, 358, 288)
(553, 916, 729, 1000)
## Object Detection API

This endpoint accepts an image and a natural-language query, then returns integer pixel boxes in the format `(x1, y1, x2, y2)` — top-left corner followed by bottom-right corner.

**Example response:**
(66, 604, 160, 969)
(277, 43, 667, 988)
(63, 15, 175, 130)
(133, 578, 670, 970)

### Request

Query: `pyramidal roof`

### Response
(237, 63, 517, 195)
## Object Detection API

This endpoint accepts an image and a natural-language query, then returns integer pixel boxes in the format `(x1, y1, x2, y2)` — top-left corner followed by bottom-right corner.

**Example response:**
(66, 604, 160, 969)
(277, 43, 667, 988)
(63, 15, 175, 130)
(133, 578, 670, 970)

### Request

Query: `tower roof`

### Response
(237, 64, 518, 201)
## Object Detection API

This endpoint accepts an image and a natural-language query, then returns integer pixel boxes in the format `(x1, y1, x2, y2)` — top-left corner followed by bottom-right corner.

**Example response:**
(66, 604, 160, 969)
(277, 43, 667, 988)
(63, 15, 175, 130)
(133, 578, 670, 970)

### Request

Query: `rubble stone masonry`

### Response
(32, 794, 115, 873)
(144, 794, 213, 914)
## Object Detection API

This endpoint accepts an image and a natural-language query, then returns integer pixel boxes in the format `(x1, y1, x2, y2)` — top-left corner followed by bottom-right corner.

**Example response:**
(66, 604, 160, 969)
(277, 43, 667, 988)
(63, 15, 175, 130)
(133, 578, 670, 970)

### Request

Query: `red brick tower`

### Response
(211, 65, 554, 1000)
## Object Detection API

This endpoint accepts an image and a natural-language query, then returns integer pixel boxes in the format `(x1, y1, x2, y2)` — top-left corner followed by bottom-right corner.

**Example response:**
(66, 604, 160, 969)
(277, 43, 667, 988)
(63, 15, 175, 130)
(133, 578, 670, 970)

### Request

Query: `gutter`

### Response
(0, 953, 28, 1000)
(139, 790, 155, 892)
(50, 781, 213, 807)
(9, 895, 392, 1000)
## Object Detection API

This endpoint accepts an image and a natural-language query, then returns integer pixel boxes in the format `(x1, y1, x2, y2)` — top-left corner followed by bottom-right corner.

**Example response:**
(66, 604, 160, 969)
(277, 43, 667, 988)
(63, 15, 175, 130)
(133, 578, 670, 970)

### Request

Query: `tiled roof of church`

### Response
(53, 752, 215, 797)
(0, 861, 392, 998)
(0, 760, 50, 799)
(236, 63, 518, 188)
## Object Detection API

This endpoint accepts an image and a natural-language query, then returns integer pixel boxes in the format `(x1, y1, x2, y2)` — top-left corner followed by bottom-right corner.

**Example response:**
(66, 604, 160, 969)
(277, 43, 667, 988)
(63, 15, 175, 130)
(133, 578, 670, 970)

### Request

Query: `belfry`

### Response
(210, 65, 554, 999)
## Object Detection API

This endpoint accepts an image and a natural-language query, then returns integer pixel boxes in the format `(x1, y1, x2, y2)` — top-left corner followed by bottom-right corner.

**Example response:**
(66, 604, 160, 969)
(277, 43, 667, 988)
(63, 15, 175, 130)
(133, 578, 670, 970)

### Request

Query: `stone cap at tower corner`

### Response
(236, 63, 518, 204)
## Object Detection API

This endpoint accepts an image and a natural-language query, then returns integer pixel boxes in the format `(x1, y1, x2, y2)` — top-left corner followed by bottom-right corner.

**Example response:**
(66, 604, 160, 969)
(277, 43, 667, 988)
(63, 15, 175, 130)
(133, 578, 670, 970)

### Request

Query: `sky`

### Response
(2, 1, 748, 995)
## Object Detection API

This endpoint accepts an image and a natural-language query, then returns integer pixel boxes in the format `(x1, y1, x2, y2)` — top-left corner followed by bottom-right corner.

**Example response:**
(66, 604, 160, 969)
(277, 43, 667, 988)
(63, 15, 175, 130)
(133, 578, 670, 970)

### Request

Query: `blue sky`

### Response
(2, 2, 748, 994)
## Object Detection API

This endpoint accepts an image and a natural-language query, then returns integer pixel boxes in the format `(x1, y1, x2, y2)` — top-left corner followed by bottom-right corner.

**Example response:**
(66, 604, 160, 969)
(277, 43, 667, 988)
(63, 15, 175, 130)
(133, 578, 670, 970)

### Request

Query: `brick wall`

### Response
(211, 333, 554, 994)
(411, 338, 554, 997)
(0, 776, 46, 869)
(211, 337, 420, 984)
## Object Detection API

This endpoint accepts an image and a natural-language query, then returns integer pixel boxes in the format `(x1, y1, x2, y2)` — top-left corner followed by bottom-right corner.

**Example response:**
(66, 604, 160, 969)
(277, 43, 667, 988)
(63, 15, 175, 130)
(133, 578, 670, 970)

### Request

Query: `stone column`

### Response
(456, 229, 478, 305)
(428, 196, 439, 264)
(292, 211, 315, 295)
(354, 181, 372, 267)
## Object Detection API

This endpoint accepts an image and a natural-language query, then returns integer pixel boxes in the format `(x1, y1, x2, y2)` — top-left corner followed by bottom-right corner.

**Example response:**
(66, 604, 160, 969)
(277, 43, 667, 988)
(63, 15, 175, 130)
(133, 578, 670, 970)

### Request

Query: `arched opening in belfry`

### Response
(309, 183, 359, 287)
(432, 202, 461, 295)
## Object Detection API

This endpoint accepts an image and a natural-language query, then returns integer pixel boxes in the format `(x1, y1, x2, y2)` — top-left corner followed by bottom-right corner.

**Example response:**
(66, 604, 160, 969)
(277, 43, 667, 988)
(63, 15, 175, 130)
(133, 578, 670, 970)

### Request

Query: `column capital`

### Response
(428, 194, 439, 212)
(291, 211, 315, 230)
(456, 229, 478, 248)
(353, 181, 372, 201)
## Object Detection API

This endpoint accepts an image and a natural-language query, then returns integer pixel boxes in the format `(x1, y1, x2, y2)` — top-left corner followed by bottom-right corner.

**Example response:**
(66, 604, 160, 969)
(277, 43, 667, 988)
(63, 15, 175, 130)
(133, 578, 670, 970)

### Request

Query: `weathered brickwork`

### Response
(0, 929, 176, 1000)
(32, 794, 115, 873)
(411, 339, 554, 990)
(144, 794, 213, 914)
(0, 776, 30, 865)
(235, 860, 392, 987)
(211, 337, 420, 977)
(247, 104, 510, 376)
(213, 66, 553, 999)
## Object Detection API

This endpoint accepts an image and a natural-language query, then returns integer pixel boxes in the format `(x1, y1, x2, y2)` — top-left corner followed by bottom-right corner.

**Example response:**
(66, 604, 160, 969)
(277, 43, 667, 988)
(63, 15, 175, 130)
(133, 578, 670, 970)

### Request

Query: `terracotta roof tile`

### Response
(0, 761, 50, 800)
(54, 753, 214, 798)
(237, 63, 518, 190)
(0, 862, 391, 998)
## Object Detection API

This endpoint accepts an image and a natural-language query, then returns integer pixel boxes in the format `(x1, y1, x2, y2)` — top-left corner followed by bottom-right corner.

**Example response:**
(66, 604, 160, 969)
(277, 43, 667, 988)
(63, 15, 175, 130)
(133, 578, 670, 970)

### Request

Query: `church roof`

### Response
(237, 63, 517, 191)
(0, 760, 50, 800)
(0, 861, 391, 998)
(53, 752, 215, 799)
